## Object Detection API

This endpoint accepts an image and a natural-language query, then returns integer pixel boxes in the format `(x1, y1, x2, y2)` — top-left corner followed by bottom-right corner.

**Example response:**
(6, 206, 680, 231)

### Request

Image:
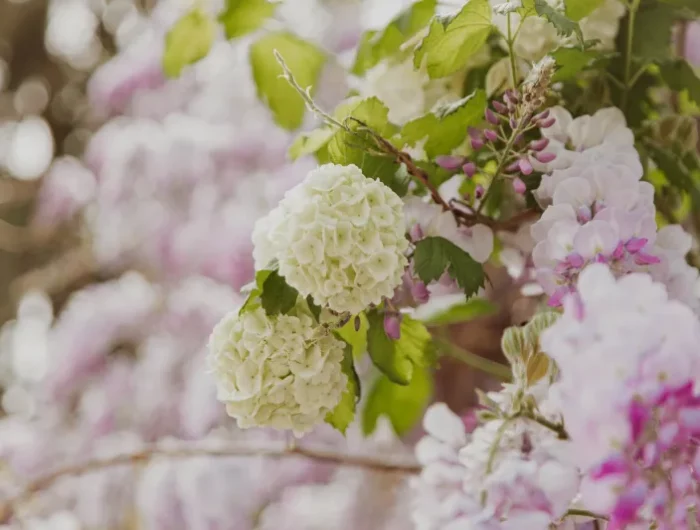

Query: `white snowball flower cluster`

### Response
(207, 306, 347, 436)
(253, 164, 409, 315)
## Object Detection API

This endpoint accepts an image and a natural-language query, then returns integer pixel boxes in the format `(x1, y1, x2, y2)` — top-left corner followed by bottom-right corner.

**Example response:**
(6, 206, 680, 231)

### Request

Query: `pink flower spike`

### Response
(475, 184, 485, 199)
(470, 137, 485, 150)
(513, 177, 526, 195)
(462, 162, 476, 178)
(625, 237, 648, 254)
(534, 151, 556, 163)
(484, 129, 498, 142)
(530, 138, 550, 151)
(634, 252, 661, 265)
(383, 313, 401, 340)
(547, 286, 569, 307)
(612, 241, 625, 260)
(485, 108, 499, 125)
(518, 158, 533, 175)
(411, 281, 430, 304)
(436, 155, 465, 171)
(410, 223, 424, 241)
(594, 253, 608, 264)
(492, 100, 507, 114)
(539, 117, 556, 128)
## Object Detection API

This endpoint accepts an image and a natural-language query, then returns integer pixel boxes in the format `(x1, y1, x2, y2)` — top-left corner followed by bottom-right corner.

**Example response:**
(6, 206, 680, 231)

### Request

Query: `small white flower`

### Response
(207, 306, 347, 436)
(253, 164, 409, 314)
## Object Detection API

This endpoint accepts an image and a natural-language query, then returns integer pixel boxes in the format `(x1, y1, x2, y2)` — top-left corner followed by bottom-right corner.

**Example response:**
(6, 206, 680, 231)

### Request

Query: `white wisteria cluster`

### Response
(253, 163, 409, 315)
(207, 306, 347, 436)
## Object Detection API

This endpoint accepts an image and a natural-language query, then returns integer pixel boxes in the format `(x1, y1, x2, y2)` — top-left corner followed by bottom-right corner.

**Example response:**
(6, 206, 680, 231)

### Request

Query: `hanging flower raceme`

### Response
(543, 264, 700, 530)
(252, 163, 409, 315)
(207, 303, 347, 436)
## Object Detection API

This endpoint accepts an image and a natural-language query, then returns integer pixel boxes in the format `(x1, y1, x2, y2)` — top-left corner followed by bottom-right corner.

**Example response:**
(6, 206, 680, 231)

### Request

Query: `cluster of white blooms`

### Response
(253, 163, 409, 315)
(207, 306, 347, 436)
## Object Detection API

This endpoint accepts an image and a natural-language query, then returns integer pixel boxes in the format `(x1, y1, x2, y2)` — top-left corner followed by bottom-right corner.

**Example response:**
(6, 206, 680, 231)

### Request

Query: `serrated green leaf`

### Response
(260, 270, 299, 315)
(401, 90, 487, 158)
(163, 8, 216, 78)
(250, 32, 326, 130)
(413, 0, 492, 78)
(413, 236, 485, 298)
(629, 3, 676, 62)
(288, 128, 336, 161)
(326, 344, 361, 434)
(550, 47, 603, 81)
(352, 0, 436, 76)
(366, 310, 434, 385)
(239, 268, 274, 314)
(564, 0, 603, 21)
(659, 59, 700, 106)
(533, 0, 583, 46)
(362, 368, 433, 436)
(218, 0, 275, 39)
(419, 298, 497, 326)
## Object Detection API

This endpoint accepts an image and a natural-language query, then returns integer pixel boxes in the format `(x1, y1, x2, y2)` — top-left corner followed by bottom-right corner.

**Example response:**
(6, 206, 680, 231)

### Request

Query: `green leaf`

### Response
(646, 142, 700, 209)
(352, 0, 436, 76)
(218, 0, 276, 39)
(239, 268, 274, 314)
(327, 97, 408, 195)
(288, 128, 337, 161)
(400, 90, 487, 158)
(629, 3, 676, 62)
(533, 0, 583, 46)
(306, 295, 322, 322)
(260, 270, 299, 316)
(659, 59, 700, 106)
(326, 344, 361, 434)
(250, 32, 326, 130)
(413, 236, 485, 298)
(362, 368, 433, 436)
(419, 298, 497, 326)
(336, 313, 369, 359)
(366, 310, 434, 385)
(163, 8, 216, 78)
(564, 0, 603, 21)
(658, 0, 700, 15)
(550, 47, 603, 82)
(413, 0, 492, 78)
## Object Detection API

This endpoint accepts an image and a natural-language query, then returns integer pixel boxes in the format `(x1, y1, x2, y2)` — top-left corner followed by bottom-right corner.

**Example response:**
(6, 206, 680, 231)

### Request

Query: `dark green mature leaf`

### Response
(630, 2, 676, 62)
(550, 47, 603, 81)
(414, 236, 485, 298)
(401, 91, 487, 158)
(260, 270, 299, 315)
(362, 368, 433, 436)
(413, 0, 492, 78)
(239, 268, 274, 314)
(352, 0, 436, 76)
(306, 295, 322, 322)
(326, 344, 361, 434)
(646, 142, 700, 208)
(218, 0, 276, 39)
(533, 0, 583, 46)
(366, 310, 434, 385)
(659, 59, 700, 106)
(658, 0, 700, 15)
(564, 0, 603, 21)
(163, 8, 216, 78)
(419, 298, 497, 326)
(250, 32, 326, 130)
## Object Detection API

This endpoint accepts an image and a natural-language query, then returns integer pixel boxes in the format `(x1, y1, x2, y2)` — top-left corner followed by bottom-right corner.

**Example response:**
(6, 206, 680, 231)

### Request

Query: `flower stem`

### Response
(506, 13, 518, 89)
(565, 508, 609, 521)
(521, 409, 569, 440)
(476, 121, 523, 214)
(434, 336, 513, 381)
(621, 0, 640, 112)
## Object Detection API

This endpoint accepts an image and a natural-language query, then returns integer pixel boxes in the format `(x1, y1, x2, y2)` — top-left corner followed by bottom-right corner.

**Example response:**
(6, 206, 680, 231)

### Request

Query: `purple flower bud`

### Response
(411, 281, 430, 304)
(475, 184, 485, 199)
(625, 237, 648, 254)
(530, 138, 550, 151)
(509, 117, 517, 129)
(518, 158, 533, 175)
(492, 100, 507, 114)
(484, 129, 498, 142)
(566, 253, 584, 268)
(485, 108, 499, 125)
(576, 205, 592, 224)
(514, 134, 524, 146)
(462, 161, 476, 178)
(505, 160, 520, 173)
(535, 109, 550, 121)
(634, 252, 661, 266)
(594, 253, 608, 264)
(470, 137, 485, 150)
(505, 89, 520, 103)
(383, 313, 401, 340)
(539, 117, 556, 128)
(409, 223, 424, 241)
(612, 241, 625, 260)
(436, 155, 464, 171)
(534, 151, 556, 163)
(512, 177, 526, 195)
(468, 127, 481, 139)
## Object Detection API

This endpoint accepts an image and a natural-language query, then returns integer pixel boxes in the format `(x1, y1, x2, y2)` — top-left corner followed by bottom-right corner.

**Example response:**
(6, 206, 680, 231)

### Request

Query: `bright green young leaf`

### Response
(401, 90, 487, 158)
(260, 270, 299, 316)
(336, 313, 369, 359)
(532, 0, 583, 46)
(659, 59, 700, 106)
(250, 32, 326, 130)
(326, 344, 361, 434)
(289, 128, 337, 161)
(413, 0, 492, 78)
(352, 0, 437, 76)
(366, 310, 434, 385)
(163, 8, 216, 78)
(419, 298, 497, 326)
(362, 368, 433, 436)
(239, 268, 275, 314)
(218, 0, 276, 39)
(413, 236, 485, 298)
(564, 0, 603, 21)
(550, 47, 603, 81)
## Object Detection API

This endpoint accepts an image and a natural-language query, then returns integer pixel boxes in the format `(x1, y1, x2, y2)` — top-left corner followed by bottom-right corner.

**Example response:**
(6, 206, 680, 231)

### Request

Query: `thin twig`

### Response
(0, 443, 420, 523)
(521, 409, 569, 440)
(564, 508, 609, 521)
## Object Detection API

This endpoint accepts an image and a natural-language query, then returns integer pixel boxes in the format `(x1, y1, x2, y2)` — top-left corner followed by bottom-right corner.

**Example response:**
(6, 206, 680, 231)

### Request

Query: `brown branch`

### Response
(0, 442, 420, 523)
